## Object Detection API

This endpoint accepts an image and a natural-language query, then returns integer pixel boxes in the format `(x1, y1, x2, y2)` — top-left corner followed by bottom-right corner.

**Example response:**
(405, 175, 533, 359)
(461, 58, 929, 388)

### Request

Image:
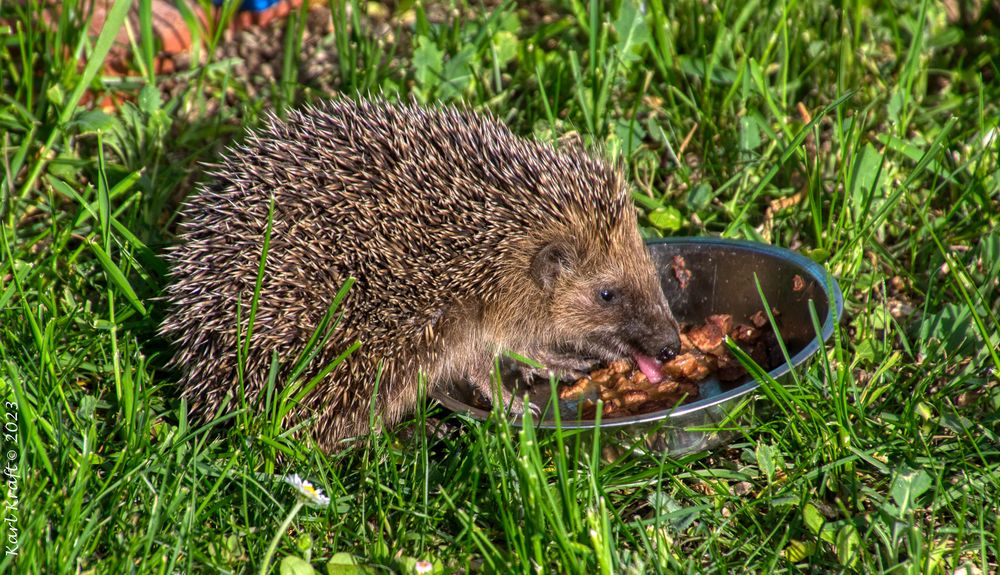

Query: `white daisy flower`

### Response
(414, 560, 434, 574)
(283, 474, 331, 507)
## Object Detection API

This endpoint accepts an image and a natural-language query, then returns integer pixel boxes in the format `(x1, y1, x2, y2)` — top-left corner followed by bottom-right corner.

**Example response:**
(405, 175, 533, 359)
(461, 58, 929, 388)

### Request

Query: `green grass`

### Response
(1, 0, 999, 572)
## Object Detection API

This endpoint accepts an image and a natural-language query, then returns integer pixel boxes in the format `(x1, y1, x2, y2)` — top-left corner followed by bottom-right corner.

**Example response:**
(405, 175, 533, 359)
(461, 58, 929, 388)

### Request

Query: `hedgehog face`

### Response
(530, 236, 681, 383)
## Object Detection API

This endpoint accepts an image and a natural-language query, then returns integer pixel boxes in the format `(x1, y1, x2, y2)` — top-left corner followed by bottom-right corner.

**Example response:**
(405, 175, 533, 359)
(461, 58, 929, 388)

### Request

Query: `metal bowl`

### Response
(432, 237, 844, 455)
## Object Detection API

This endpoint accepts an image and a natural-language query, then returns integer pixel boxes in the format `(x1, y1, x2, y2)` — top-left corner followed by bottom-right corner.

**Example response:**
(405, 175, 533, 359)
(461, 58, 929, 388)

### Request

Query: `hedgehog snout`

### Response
(638, 326, 680, 360)
(633, 302, 682, 361)
(659, 308, 682, 359)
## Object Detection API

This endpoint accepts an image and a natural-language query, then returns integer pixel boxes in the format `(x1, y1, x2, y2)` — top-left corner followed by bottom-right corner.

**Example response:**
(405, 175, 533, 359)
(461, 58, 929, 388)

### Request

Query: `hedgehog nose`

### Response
(657, 345, 678, 362)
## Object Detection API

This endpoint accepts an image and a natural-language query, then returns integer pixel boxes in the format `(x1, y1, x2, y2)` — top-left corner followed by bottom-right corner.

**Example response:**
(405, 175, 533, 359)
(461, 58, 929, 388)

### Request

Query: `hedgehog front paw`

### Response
(468, 374, 537, 417)
(535, 353, 601, 381)
(495, 388, 539, 418)
(500, 393, 541, 418)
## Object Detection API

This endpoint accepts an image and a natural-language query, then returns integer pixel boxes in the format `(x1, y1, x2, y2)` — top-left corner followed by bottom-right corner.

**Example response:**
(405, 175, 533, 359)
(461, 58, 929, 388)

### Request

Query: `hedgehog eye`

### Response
(598, 289, 617, 303)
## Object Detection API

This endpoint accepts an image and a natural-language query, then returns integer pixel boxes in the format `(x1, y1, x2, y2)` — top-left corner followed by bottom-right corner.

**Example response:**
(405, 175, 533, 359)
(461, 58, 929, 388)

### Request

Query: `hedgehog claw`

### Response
(503, 395, 541, 420)
(526, 401, 542, 418)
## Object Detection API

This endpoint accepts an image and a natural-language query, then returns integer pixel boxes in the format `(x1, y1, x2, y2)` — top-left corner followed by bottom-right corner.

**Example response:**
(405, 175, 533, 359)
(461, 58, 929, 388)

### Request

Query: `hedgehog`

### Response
(161, 98, 682, 452)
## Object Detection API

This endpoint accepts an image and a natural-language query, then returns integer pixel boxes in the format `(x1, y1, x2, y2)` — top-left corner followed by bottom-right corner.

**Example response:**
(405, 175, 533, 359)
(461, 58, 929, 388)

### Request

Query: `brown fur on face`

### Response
(482, 210, 681, 382)
(161, 99, 680, 452)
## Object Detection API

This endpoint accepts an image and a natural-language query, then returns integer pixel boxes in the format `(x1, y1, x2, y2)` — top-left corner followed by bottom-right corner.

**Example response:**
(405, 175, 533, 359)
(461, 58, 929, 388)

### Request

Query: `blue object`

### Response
(212, 0, 281, 11)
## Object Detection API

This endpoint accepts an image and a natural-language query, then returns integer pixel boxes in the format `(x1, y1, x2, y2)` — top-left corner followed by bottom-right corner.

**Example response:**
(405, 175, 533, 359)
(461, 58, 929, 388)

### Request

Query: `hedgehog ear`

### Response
(531, 241, 575, 293)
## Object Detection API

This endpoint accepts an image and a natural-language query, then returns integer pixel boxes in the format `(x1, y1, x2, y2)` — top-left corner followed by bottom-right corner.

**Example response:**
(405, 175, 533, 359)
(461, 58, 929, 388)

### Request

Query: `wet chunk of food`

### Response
(671, 255, 692, 289)
(557, 359, 700, 420)
(559, 312, 781, 419)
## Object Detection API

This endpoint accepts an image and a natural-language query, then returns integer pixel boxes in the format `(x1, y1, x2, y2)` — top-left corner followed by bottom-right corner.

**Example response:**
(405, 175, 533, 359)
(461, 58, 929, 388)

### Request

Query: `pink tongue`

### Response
(633, 352, 665, 384)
